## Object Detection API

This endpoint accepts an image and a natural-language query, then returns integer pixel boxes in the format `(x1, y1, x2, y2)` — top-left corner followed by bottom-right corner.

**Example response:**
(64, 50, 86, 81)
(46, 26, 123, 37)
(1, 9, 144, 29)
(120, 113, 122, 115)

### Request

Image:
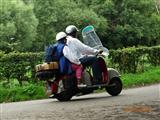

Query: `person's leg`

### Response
(80, 56, 102, 83)
(76, 65, 83, 80)
(98, 57, 108, 83)
(72, 64, 83, 84)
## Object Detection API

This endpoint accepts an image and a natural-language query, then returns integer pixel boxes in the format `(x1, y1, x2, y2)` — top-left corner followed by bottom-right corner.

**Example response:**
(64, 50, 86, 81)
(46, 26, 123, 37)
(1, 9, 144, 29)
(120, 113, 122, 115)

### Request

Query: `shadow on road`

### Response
(50, 94, 124, 103)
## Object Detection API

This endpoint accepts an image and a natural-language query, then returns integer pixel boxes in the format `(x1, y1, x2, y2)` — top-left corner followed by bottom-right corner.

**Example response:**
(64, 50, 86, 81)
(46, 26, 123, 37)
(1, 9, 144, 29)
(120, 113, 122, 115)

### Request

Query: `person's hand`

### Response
(98, 54, 105, 58)
(98, 49, 103, 54)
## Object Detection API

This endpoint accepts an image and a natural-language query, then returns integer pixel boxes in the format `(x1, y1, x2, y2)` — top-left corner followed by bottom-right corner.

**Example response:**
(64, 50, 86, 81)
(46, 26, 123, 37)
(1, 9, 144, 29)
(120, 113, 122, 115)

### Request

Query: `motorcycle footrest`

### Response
(78, 83, 109, 89)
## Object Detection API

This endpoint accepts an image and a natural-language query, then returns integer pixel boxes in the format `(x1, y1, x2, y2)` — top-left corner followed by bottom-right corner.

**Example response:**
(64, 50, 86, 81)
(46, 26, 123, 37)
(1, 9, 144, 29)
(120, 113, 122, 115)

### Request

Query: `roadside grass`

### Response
(0, 82, 46, 103)
(121, 66, 160, 88)
(0, 66, 160, 103)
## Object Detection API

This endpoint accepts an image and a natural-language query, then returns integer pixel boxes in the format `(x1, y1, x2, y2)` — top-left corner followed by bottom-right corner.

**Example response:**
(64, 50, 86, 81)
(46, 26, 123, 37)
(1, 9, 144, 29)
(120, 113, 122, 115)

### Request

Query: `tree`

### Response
(33, 0, 108, 51)
(0, 0, 38, 52)
(118, 0, 160, 47)
(81, 0, 160, 48)
(1, 0, 159, 51)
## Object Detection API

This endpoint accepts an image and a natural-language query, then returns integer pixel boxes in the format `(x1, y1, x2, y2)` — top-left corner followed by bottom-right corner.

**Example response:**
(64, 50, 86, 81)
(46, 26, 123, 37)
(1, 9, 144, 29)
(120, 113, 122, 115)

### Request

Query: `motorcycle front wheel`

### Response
(105, 77, 122, 96)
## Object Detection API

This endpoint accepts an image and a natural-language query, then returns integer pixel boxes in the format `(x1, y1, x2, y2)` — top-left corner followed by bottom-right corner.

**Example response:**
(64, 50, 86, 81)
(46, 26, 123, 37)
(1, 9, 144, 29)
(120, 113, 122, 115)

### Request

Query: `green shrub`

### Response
(0, 46, 159, 84)
(0, 51, 4, 58)
(0, 52, 43, 85)
(109, 46, 160, 73)
(147, 46, 160, 66)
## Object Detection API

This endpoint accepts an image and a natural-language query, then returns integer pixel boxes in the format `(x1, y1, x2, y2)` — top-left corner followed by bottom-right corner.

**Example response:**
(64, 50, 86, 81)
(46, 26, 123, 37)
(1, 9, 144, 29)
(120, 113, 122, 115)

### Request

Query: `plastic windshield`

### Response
(82, 25, 109, 56)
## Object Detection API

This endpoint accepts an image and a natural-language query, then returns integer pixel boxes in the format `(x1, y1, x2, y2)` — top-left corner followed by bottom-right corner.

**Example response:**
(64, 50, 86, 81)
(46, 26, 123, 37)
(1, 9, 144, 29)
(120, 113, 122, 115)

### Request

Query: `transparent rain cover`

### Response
(82, 25, 109, 56)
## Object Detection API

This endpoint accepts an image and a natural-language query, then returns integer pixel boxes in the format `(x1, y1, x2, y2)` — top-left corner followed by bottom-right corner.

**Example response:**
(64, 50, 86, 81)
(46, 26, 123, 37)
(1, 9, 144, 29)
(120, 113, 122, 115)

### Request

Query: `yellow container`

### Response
(35, 62, 58, 72)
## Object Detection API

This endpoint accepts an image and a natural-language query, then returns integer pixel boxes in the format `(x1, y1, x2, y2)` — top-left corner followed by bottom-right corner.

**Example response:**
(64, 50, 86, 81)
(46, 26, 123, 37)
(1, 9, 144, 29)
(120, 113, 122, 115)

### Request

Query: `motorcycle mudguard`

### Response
(107, 68, 121, 80)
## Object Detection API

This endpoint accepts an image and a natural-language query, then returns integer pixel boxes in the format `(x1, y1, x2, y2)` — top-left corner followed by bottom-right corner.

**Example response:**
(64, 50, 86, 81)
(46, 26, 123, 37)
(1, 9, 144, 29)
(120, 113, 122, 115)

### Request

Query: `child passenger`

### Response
(71, 64, 86, 87)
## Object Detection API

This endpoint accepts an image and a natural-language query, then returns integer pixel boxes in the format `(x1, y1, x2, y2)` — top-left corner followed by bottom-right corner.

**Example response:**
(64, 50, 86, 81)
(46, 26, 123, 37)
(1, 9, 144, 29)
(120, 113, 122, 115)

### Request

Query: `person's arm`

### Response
(73, 38, 99, 55)
(63, 46, 81, 65)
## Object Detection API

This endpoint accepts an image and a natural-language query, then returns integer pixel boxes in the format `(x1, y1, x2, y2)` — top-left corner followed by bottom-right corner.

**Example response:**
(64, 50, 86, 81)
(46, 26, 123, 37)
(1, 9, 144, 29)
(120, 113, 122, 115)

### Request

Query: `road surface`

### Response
(1, 84, 160, 120)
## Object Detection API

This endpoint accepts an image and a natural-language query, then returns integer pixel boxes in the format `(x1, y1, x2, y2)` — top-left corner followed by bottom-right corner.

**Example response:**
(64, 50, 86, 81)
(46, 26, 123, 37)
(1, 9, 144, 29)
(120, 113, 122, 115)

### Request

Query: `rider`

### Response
(65, 25, 103, 84)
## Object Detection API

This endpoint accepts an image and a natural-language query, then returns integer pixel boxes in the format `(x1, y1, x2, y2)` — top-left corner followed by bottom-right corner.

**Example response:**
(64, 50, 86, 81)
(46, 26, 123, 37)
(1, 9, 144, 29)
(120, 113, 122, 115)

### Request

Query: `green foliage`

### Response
(0, 0, 160, 52)
(121, 66, 160, 88)
(0, 52, 43, 85)
(0, 0, 38, 52)
(147, 46, 160, 66)
(33, 0, 107, 50)
(0, 46, 159, 102)
(1, 66, 160, 103)
(0, 51, 4, 58)
(0, 82, 46, 103)
(109, 46, 160, 73)
(1, 0, 160, 103)
(89, 0, 160, 48)
(0, 46, 159, 85)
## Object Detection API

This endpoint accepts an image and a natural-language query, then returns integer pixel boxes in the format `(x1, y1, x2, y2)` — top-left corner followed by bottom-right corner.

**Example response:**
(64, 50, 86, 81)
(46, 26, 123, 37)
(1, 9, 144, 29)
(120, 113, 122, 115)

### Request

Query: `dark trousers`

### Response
(79, 56, 102, 82)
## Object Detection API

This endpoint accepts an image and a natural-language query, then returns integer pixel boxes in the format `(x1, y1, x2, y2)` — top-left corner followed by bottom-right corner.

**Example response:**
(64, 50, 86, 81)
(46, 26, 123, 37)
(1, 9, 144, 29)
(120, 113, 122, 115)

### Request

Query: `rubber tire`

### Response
(56, 90, 73, 101)
(56, 75, 78, 101)
(105, 77, 122, 96)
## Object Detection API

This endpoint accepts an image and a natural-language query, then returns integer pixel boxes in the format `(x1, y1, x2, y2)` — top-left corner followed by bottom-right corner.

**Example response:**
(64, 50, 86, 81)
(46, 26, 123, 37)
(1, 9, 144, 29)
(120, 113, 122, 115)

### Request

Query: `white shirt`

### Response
(63, 46, 81, 64)
(63, 36, 99, 65)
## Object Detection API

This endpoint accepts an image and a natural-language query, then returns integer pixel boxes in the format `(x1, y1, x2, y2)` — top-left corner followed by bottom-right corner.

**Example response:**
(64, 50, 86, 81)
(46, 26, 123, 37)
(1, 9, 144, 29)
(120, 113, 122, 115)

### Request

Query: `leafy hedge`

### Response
(0, 52, 43, 85)
(109, 46, 160, 73)
(0, 46, 159, 85)
(0, 51, 4, 58)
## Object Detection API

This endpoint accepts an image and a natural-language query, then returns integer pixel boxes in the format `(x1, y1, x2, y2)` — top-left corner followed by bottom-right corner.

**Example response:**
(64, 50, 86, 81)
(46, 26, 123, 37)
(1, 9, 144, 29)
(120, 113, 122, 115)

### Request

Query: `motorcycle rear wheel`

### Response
(56, 91, 73, 101)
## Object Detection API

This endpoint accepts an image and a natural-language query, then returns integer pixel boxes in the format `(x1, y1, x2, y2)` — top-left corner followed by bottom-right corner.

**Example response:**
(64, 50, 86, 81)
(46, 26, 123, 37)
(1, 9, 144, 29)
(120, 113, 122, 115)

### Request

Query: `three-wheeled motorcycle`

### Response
(35, 26, 122, 101)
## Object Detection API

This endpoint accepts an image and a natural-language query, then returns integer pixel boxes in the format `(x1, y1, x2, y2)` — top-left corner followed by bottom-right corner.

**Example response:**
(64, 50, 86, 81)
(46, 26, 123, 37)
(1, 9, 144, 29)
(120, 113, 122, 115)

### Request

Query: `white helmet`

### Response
(65, 25, 79, 34)
(56, 32, 67, 41)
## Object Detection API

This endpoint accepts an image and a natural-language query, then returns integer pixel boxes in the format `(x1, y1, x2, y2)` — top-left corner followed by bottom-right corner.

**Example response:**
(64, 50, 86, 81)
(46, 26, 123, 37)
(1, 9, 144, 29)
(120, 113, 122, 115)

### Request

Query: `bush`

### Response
(0, 51, 4, 58)
(0, 52, 43, 85)
(147, 46, 160, 66)
(109, 46, 160, 73)
(0, 46, 159, 84)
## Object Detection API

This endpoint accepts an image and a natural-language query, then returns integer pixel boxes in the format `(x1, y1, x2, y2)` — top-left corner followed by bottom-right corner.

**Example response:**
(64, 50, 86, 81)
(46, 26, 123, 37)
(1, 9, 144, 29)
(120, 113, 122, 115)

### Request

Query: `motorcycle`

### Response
(35, 26, 122, 101)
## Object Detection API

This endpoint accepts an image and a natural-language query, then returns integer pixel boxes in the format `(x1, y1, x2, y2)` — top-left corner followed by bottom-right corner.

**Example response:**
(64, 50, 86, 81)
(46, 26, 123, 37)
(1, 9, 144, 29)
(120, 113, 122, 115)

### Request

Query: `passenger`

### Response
(55, 32, 72, 75)
(71, 64, 83, 86)
(56, 32, 84, 87)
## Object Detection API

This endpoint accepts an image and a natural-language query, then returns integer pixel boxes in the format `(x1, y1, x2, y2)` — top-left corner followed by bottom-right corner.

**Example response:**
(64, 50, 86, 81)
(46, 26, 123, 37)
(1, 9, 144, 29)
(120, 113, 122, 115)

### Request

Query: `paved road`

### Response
(1, 84, 160, 120)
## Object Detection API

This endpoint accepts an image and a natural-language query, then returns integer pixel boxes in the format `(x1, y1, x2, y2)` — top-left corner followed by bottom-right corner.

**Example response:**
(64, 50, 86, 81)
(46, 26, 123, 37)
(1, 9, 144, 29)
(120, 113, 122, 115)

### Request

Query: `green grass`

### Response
(121, 66, 160, 88)
(0, 83, 46, 103)
(0, 66, 160, 103)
